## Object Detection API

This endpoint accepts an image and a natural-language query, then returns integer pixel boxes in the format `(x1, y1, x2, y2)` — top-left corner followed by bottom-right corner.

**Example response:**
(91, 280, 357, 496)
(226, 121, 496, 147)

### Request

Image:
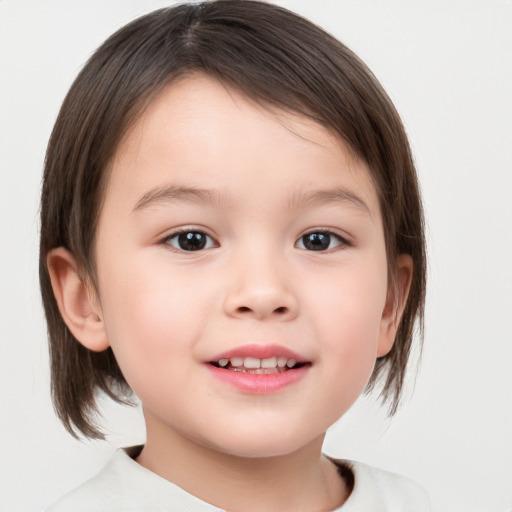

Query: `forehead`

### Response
(106, 74, 380, 217)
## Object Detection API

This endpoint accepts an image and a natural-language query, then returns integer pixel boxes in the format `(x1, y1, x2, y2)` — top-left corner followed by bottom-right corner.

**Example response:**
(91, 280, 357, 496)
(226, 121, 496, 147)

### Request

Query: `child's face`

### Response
(91, 74, 402, 457)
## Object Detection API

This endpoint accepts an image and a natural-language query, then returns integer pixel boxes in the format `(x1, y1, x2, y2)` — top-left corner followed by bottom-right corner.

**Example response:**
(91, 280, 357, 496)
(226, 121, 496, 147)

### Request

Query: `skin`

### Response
(48, 74, 412, 511)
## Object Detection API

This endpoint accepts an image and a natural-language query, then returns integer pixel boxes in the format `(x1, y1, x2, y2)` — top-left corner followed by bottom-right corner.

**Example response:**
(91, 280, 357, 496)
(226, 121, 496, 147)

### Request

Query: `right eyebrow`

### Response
(132, 184, 227, 212)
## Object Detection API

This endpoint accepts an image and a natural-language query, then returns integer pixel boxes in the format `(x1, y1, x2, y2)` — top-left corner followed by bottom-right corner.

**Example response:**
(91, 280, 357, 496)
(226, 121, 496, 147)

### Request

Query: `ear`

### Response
(377, 254, 413, 357)
(46, 247, 110, 352)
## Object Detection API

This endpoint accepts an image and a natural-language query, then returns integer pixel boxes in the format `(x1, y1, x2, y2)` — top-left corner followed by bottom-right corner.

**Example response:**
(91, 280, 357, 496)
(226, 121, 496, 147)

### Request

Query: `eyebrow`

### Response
(133, 183, 372, 217)
(133, 185, 227, 212)
(288, 188, 372, 216)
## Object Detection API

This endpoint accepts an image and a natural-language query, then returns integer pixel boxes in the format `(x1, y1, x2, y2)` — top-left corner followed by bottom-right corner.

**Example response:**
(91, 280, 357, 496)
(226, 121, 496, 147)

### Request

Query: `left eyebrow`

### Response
(288, 188, 373, 217)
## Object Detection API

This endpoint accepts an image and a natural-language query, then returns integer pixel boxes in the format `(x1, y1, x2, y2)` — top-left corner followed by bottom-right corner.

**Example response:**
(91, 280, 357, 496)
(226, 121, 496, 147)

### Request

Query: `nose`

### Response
(223, 250, 298, 322)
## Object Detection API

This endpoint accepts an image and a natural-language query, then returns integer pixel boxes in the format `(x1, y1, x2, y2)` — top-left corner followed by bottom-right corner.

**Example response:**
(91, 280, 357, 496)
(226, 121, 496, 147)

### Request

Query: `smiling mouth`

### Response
(209, 356, 309, 374)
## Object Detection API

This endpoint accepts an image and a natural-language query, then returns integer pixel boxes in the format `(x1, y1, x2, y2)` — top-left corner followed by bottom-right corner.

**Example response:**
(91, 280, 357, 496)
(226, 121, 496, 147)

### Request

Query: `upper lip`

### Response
(207, 343, 309, 363)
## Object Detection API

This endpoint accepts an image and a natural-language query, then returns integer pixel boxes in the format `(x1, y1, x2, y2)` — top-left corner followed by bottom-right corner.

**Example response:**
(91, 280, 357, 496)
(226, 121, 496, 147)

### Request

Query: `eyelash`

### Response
(295, 230, 349, 252)
(161, 228, 218, 252)
(160, 228, 349, 253)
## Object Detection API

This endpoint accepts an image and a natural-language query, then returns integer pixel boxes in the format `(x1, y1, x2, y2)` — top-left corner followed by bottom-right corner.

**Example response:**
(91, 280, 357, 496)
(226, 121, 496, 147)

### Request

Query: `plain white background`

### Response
(1, 1, 511, 510)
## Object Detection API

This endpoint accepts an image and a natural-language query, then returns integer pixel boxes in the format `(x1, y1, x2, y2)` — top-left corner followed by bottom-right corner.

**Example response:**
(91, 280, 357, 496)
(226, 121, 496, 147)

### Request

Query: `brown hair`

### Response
(40, 0, 426, 439)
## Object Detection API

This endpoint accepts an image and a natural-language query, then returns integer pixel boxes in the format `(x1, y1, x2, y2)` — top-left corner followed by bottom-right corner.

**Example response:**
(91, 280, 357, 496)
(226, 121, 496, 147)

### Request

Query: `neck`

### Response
(136, 409, 348, 511)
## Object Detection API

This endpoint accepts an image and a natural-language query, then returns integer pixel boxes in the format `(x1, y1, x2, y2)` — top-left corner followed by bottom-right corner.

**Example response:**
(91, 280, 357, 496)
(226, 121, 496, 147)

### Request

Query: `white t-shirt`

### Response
(46, 447, 430, 511)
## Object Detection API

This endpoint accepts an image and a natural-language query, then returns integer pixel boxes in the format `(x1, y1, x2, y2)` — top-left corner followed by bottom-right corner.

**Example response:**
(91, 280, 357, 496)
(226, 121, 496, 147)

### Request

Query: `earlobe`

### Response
(377, 254, 413, 357)
(46, 247, 110, 352)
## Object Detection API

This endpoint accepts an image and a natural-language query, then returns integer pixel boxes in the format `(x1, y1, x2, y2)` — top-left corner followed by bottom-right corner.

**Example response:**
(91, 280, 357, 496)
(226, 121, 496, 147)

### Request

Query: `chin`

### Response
(202, 425, 322, 460)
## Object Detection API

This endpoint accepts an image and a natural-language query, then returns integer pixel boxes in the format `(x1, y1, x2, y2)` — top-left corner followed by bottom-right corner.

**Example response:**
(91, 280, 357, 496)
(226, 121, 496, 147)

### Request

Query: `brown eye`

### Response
(295, 232, 345, 251)
(166, 231, 215, 251)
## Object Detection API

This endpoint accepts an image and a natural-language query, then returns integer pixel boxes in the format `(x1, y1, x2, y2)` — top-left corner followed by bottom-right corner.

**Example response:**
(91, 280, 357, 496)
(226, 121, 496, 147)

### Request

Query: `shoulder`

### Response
(44, 449, 145, 511)
(332, 459, 431, 512)
(44, 447, 222, 511)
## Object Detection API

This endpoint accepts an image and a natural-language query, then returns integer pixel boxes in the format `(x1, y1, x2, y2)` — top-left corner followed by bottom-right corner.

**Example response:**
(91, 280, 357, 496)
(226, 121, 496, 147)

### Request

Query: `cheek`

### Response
(313, 258, 387, 334)
(308, 259, 388, 381)
(97, 260, 212, 390)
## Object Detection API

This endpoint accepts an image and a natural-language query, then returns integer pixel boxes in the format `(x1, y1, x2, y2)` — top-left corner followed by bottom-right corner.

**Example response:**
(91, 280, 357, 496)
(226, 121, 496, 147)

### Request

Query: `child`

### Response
(40, 1, 428, 510)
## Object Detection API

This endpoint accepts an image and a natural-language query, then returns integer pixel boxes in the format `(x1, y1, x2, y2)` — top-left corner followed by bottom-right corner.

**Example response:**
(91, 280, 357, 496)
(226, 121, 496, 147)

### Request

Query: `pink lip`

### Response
(206, 364, 309, 393)
(205, 344, 311, 394)
(208, 343, 307, 363)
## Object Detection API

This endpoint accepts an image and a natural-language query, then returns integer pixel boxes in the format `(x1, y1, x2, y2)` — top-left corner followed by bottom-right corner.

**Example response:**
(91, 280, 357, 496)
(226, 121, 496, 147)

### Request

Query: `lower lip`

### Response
(206, 364, 309, 394)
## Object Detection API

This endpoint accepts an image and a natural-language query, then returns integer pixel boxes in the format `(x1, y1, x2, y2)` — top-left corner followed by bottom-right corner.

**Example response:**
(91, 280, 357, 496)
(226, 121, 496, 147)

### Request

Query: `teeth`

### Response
(277, 357, 287, 368)
(244, 357, 260, 369)
(216, 356, 300, 370)
(261, 357, 277, 368)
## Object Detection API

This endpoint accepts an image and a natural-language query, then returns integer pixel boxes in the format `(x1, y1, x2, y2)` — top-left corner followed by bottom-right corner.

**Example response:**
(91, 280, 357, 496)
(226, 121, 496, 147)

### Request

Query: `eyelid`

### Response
(156, 226, 351, 252)
(300, 227, 350, 239)
(159, 226, 219, 251)
(295, 228, 351, 251)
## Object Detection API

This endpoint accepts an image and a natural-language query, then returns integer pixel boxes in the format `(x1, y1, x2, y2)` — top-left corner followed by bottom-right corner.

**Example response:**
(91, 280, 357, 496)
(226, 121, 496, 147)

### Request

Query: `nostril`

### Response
(236, 305, 288, 315)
